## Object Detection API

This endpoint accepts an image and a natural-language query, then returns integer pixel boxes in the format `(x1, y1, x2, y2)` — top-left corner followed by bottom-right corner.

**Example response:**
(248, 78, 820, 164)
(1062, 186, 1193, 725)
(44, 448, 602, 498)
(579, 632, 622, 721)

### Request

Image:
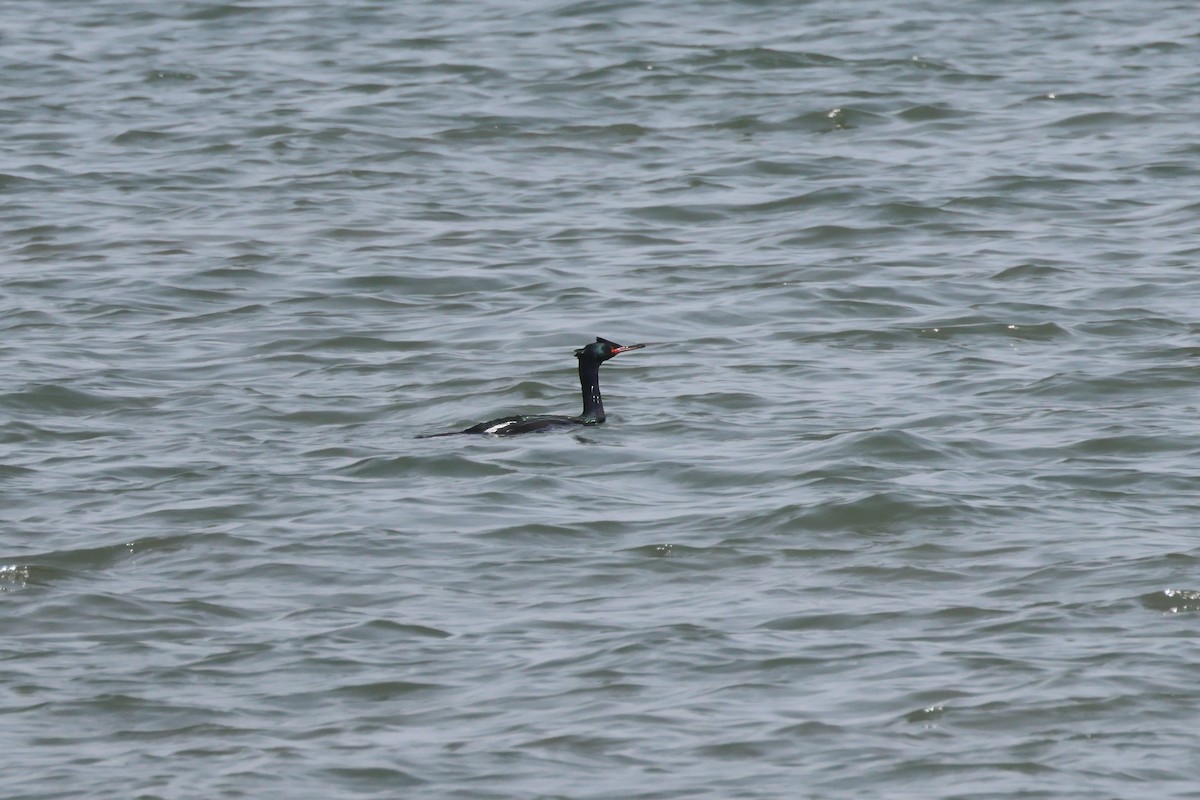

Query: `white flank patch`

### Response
(483, 421, 516, 435)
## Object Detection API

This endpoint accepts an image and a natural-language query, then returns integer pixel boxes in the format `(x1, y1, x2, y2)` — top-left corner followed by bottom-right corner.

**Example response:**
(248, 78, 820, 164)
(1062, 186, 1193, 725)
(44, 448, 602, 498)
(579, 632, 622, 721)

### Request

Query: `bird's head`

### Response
(574, 337, 646, 363)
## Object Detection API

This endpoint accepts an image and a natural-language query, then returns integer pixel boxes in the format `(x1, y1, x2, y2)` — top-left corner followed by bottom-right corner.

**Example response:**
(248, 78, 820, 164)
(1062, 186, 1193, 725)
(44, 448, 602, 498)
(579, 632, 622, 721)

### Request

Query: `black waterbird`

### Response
(419, 337, 647, 437)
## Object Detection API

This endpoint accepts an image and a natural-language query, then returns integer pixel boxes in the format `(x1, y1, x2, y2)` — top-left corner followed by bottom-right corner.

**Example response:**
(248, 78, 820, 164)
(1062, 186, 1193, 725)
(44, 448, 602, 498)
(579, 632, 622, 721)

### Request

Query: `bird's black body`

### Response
(419, 337, 646, 438)
(458, 414, 583, 436)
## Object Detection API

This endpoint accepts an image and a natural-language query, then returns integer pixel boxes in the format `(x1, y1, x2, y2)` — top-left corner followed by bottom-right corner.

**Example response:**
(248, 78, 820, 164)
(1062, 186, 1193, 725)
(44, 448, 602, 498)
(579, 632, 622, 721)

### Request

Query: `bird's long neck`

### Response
(577, 359, 605, 424)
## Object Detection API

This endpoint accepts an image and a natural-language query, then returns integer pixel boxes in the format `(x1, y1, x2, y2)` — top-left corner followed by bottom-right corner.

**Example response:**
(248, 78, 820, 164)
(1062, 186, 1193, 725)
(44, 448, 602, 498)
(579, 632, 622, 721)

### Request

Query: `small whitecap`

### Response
(904, 703, 946, 723)
(0, 565, 30, 592)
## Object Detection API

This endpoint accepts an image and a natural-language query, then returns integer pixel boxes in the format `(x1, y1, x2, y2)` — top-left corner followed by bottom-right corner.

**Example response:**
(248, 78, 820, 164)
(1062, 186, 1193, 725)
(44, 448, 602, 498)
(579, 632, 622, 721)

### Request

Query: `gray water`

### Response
(4, 1, 1200, 797)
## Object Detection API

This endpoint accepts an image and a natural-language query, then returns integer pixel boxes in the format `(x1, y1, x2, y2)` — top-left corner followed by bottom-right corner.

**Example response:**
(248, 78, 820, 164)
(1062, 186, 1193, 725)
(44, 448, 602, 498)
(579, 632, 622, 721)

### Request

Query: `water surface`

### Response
(4, 1, 1200, 797)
